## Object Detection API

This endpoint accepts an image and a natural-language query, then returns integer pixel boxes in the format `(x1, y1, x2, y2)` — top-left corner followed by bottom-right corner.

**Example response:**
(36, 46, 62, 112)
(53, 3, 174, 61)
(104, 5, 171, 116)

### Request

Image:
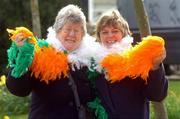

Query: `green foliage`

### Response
(0, 114, 27, 119)
(0, 0, 31, 74)
(150, 81, 180, 119)
(165, 81, 180, 119)
(0, 85, 30, 115)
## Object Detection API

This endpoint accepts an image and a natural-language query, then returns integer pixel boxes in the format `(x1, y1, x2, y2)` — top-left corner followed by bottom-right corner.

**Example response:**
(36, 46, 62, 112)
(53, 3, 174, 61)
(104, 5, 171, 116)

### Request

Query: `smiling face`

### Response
(100, 25, 123, 48)
(96, 10, 131, 48)
(57, 22, 83, 52)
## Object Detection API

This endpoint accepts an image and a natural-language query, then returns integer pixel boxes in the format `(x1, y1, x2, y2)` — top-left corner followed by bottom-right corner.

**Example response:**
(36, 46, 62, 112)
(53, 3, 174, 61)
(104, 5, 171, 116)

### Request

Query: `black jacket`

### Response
(96, 64, 168, 119)
(6, 67, 95, 119)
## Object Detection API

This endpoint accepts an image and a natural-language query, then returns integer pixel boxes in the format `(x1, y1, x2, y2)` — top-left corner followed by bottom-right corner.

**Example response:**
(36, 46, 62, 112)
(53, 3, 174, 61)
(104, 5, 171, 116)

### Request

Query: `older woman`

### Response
(95, 10, 168, 119)
(6, 4, 97, 119)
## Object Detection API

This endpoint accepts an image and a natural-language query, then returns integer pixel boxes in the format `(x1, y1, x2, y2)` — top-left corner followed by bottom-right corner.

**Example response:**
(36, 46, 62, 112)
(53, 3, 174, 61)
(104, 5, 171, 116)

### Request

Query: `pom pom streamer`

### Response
(7, 39, 35, 78)
(30, 44, 69, 84)
(7, 27, 37, 44)
(7, 27, 69, 84)
(101, 36, 165, 83)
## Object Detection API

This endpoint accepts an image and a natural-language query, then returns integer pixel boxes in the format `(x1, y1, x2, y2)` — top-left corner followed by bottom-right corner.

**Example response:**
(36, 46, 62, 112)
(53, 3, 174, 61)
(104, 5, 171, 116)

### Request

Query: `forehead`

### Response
(63, 21, 82, 28)
(101, 25, 119, 30)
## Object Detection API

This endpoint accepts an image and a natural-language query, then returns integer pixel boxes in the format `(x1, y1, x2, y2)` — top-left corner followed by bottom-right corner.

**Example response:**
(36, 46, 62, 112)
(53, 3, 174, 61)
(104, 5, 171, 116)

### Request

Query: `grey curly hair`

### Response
(53, 4, 87, 36)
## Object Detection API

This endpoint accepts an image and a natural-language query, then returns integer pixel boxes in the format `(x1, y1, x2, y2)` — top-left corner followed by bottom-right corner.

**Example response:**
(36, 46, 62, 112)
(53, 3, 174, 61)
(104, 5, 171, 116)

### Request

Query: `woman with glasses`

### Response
(6, 4, 99, 119)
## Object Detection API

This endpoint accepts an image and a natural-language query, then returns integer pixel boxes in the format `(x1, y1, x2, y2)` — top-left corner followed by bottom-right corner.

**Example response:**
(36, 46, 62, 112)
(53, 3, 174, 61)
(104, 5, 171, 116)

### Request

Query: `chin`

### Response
(66, 46, 75, 52)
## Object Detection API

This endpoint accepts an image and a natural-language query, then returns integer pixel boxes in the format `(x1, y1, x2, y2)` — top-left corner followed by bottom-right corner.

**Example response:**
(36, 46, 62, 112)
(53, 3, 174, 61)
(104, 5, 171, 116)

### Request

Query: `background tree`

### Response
(0, 0, 31, 75)
(38, 0, 84, 38)
(133, 0, 168, 119)
(30, 0, 41, 37)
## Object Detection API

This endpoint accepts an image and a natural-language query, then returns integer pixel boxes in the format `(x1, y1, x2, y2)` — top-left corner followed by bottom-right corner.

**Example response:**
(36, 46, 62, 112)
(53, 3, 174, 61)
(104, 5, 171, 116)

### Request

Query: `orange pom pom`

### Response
(101, 36, 165, 83)
(30, 45, 69, 84)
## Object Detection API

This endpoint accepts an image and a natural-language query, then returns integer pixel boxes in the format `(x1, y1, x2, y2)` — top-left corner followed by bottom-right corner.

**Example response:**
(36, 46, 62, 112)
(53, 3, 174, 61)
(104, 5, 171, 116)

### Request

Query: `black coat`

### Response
(6, 67, 95, 119)
(96, 64, 168, 119)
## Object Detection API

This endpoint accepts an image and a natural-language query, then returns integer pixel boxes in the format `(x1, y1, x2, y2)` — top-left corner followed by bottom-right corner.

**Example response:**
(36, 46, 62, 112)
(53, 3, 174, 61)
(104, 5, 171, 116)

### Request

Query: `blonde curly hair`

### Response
(96, 10, 131, 42)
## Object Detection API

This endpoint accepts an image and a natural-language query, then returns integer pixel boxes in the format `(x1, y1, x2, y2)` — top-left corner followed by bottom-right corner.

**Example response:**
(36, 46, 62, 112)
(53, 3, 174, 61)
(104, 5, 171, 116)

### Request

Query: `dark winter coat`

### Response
(6, 67, 95, 119)
(96, 64, 168, 119)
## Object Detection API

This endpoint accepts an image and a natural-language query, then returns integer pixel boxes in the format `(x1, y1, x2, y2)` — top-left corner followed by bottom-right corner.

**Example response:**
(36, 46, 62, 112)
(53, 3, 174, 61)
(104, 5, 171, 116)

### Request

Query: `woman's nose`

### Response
(68, 30, 76, 36)
(107, 32, 113, 37)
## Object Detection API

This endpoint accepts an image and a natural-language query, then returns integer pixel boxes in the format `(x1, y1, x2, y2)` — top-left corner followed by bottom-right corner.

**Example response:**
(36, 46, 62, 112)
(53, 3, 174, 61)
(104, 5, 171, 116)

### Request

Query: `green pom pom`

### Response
(88, 97, 108, 119)
(87, 58, 101, 88)
(37, 39, 49, 48)
(7, 38, 35, 78)
(7, 42, 19, 68)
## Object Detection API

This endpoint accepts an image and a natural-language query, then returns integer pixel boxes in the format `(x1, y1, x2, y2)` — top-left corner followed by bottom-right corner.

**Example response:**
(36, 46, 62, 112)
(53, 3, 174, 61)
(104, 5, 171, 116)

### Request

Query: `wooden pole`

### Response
(133, 0, 168, 119)
(30, 0, 41, 37)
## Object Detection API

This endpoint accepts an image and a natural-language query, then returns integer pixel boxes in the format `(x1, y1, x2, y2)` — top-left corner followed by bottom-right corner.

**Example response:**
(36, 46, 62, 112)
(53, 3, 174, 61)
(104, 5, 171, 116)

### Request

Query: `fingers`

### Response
(152, 48, 166, 70)
(162, 47, 166, 60)
(15, 33, 25, 47)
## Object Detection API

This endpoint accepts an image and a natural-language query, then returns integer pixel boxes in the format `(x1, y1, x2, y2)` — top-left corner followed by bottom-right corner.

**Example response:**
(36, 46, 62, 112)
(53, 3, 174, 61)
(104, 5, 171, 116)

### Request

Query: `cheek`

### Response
(77, 34, 83, 42)
(77, 38, 83, 46)
(100, 35, 106, 42)
(116, 34, 123, 41)
(56, 32, 63, 40)
(58, 33, 68, 43)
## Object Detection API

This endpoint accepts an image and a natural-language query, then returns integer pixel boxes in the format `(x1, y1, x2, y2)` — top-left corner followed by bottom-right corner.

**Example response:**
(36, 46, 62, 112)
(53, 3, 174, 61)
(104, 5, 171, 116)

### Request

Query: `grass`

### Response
(0, 114, 27, 119)
(165, 81, 180, 119)
(150, 80, 180, 119)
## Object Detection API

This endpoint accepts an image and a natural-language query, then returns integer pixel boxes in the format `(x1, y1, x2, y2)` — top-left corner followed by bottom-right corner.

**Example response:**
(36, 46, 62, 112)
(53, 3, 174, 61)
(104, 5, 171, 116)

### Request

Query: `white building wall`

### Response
(89, 0, 117, 23)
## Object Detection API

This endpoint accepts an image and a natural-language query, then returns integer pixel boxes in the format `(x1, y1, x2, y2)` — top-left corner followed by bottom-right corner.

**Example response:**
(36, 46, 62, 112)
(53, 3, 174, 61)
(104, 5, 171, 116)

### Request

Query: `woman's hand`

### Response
(152, 48, 166, 70)
(15, 33, 25, 47)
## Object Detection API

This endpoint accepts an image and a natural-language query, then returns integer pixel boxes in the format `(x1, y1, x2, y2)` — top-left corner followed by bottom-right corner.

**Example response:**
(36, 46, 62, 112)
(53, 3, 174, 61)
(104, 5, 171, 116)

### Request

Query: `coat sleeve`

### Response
(6, 70, 33, 97)
(143, 63, 168, 101)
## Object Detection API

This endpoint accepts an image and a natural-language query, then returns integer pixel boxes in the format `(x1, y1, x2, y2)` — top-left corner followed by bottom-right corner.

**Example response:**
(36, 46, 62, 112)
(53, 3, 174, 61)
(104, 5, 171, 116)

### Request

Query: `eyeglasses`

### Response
(62, 28, 82, 35)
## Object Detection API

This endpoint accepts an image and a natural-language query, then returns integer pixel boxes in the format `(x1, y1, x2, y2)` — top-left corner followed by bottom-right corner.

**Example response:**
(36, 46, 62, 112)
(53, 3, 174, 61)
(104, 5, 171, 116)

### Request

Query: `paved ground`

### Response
(166, 74, 180, 80)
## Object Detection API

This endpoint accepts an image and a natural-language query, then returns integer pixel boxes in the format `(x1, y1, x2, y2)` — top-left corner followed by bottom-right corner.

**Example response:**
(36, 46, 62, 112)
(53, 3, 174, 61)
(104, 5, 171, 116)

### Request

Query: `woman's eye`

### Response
(112, 30, 119, 34)
(102, 32, 108, 34)
(64, 29, 71, 32)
